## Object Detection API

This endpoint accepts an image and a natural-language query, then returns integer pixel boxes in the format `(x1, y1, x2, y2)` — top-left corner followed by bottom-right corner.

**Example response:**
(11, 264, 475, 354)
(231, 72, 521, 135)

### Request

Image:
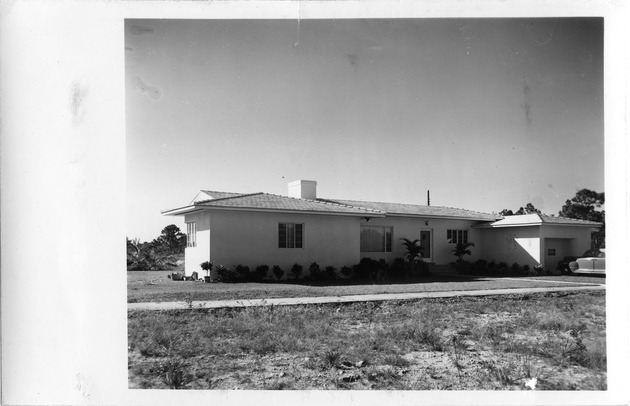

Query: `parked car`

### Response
(557, 249, 603, 274)
(568, 249, 606, 275)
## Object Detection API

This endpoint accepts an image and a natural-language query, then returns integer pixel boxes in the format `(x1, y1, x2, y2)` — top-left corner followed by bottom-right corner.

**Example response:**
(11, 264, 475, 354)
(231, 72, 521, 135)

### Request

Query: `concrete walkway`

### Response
(128, 284, 605, 311)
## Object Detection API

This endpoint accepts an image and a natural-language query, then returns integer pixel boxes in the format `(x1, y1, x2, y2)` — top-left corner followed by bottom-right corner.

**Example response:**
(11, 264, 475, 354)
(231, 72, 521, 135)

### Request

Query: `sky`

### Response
(125, 18, 604, 242)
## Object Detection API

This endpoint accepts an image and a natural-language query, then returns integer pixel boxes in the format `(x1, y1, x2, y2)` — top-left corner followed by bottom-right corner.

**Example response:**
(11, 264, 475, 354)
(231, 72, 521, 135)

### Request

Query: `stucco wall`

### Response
(206, 210, 362, 273)
(183, 211, 211, 276)
(357, 216, 485, 265)
(478, 226, 541, 267)
(539, 225, 595, 256)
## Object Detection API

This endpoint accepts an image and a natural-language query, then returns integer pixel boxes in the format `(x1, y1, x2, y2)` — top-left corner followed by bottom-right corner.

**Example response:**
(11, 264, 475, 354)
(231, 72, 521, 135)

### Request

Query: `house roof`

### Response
(163, 192, 386, 217)
(474, 213, 602, 228)
(319, 199, 500, 221)
(164, 190, 499, 220)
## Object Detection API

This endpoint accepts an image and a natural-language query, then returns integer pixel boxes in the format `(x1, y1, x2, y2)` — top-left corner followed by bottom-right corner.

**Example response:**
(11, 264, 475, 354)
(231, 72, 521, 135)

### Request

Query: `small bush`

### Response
(511, 262, 522, 276)
(324, 266, 337, 280)
(160, 358, 190, 389)
(340, 266, 353, 278)
(254, 264, 269, 281)
(272, 265, 284, 281)
(322, 349, 341, 369)
(309, 262, 322, 281)
(473, 259, 488, 274)
(234, 264, 250, 282)
(290, 263, 303, 280)
(216, 265, 236, 282)
(200, 261, 213, 276)
(390, 257, 407, 279)
(355, 258, 380, 280)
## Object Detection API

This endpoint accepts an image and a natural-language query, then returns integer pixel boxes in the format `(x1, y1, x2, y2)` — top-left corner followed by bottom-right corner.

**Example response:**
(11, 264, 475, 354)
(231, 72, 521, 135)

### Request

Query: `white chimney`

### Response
(288, 180, 317, 200)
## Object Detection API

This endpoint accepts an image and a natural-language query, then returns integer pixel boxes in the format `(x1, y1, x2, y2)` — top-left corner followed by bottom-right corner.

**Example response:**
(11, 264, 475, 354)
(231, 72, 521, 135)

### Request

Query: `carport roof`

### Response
(474, 213, 602, 228)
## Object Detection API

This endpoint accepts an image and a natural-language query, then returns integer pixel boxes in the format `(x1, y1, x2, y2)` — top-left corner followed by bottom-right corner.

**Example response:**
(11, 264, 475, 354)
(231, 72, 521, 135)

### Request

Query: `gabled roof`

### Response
(164, 192, 386, 217)
(474, 213, 602, 228)
(319, 199, 500, 221)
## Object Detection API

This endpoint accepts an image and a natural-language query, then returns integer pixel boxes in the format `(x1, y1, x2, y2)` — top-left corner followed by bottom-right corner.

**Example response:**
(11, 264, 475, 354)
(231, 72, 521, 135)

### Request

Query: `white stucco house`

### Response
(162, 180, 602, 277)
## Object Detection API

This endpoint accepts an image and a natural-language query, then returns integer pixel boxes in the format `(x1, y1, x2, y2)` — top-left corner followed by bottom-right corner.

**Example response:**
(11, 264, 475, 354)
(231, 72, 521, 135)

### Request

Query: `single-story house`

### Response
(162, 180, 602, 277)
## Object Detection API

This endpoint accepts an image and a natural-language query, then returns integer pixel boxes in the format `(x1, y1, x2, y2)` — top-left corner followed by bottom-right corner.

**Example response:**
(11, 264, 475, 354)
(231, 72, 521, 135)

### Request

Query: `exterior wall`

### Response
(478, 224, 598, 269)
(358, 216, 485, 265)
(183, 211, 211, 276)
(206, 210, 361, 274)
(478, 226, 541, 267)
(539, 225, 598, 270)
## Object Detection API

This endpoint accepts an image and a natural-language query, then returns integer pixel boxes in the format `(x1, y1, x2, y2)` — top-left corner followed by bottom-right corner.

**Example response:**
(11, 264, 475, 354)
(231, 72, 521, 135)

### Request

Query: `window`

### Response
(547, 248, 556, 256)
(447, 229, 468, 244)
(361, 226, 393, 252)
(279, 223, 303, 248)
(186, 222, 196, 248)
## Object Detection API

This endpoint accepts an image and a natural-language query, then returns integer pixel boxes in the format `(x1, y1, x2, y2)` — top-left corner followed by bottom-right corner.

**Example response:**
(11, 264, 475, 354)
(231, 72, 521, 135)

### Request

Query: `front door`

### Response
(420, 229, 432, 262)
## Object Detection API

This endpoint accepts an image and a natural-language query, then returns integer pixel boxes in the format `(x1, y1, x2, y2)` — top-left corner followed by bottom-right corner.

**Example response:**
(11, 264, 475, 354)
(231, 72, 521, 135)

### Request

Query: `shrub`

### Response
(200, 261, 213, 276)
(487, 261, 497, 274)
(340, 266, 353, 278)
(309, 262, 322, 280)
(254, 265, 269, 281)
(511, 262, 521, 276)
(473, 259, 488, 274)
(289, 263, 303, 280)
(390, 258, 406, 279)
(272, 265, 284, 281)
(234, 264, 250, 282)
(497, 261, 509, 276)
(324, 266, 337, 280)
(533, 265, 545, 275)
(216, 265, 233, 282)
(355, 258, 380, 280)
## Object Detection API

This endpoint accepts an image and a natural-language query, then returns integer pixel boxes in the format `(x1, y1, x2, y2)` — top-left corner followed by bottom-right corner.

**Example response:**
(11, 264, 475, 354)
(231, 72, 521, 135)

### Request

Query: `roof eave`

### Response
(387, 213, 499, 222)
(165, 204, 386, 217)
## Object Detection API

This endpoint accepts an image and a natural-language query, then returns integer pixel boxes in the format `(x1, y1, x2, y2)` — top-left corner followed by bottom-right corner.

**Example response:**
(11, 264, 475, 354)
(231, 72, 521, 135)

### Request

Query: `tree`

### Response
(559, 189, 605, 248)
(127, 238, 178, 271)
(400, 238, 426, 278)
(400, 238, 423, 264)
(499, 203, 541, 216)
(153, 224, 187, 254)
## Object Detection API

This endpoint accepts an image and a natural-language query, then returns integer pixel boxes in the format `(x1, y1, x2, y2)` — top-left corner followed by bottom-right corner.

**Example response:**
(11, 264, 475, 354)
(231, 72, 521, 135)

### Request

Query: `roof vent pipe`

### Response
(427, 190, 430, 206)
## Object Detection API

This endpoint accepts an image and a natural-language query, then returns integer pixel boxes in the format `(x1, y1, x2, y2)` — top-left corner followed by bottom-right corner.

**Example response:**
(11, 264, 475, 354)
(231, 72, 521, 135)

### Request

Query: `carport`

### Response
(474, 214, 601, 269)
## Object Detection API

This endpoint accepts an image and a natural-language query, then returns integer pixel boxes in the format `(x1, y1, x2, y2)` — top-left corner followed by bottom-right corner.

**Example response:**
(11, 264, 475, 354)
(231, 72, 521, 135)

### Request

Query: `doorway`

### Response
(420, 229, 433, 262)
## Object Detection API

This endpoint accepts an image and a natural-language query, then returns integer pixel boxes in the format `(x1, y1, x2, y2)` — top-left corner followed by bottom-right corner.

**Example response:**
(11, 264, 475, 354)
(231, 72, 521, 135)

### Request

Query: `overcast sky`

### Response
(126, 18, 604, 242)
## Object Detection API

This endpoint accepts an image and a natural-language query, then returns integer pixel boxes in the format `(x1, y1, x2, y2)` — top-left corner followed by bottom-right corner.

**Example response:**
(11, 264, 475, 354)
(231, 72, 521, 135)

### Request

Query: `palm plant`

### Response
(127, 238, 177, 271)
(400, 238, 424, 278)
(452, 242, 475, 262)
(400, 238, 423, 263)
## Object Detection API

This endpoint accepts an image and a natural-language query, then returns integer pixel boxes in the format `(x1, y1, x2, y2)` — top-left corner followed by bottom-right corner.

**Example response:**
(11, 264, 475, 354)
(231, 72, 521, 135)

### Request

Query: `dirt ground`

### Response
(128, 291, 606, 390)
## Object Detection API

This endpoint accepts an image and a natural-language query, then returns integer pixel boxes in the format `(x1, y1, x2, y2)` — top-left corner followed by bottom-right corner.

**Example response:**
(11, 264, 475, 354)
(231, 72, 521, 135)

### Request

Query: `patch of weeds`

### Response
(366, 365, 401, 388)
(239, 332, 278, 355)
(303, 356, 319, 370)
(383, 354, 411, 368)
(159, 358, 190, 389)
(491, 361, 517, 386)
(322, 349, 342, 369)
(563, 329, 589, 367)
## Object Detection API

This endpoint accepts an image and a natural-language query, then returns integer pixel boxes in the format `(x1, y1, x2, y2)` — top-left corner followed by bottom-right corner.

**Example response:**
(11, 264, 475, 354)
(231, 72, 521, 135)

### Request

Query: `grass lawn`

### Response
(128, 270, 604, 303)
(128, 290, 606, 390)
